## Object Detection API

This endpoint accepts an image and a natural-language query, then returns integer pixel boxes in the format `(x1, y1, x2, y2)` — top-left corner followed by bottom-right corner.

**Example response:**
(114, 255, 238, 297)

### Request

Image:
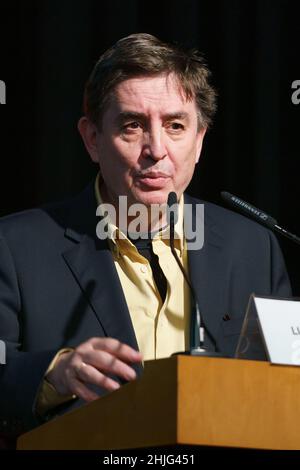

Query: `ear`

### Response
(195, 127, 207, 164)
(77, 116, 100, 163)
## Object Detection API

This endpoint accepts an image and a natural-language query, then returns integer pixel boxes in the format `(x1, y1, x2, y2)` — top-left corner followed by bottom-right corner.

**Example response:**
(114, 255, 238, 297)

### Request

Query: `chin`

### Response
(133, 189, 171, 206)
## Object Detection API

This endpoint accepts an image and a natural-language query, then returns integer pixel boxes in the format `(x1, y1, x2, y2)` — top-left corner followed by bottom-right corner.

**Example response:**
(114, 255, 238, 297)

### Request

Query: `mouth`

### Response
(136, 172, 171, 189)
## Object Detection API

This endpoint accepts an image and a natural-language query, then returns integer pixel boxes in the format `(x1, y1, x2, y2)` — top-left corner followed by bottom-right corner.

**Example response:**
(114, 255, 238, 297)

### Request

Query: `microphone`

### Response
(221, 191, 300, 246)
(167, 192, 220, 356)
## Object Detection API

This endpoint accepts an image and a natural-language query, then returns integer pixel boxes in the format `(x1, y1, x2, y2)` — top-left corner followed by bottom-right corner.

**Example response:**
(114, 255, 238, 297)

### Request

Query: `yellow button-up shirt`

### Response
(95, 174, 191, 360)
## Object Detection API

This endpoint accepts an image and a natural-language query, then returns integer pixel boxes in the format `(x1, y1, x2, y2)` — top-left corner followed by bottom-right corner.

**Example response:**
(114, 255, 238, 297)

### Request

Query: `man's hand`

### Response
(46, 338, 143, 402)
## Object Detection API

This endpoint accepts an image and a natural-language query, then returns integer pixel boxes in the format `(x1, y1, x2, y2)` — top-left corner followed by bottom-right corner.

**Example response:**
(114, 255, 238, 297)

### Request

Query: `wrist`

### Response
(46, 350, 72, 395)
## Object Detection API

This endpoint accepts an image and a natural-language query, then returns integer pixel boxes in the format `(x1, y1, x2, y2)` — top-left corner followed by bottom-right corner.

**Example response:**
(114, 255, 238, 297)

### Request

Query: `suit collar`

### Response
(64, 182, 98, 243)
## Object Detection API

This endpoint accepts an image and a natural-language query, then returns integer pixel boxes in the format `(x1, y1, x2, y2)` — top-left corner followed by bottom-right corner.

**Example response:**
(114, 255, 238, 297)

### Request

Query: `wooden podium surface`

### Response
(17, 356, 300, 450)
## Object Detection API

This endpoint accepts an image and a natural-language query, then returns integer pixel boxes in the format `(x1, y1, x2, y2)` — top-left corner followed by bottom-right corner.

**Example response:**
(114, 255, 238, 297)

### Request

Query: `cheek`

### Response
(99, 141, 139, 190)
(173, 143, 197, 172)
(111, 137, 141, 166)
(171, 146, 197, 187)
(177, 161, 195, 184)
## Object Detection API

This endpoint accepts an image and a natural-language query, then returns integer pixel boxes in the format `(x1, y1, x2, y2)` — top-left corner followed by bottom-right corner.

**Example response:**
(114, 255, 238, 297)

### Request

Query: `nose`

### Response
(142, 127, 167, 161)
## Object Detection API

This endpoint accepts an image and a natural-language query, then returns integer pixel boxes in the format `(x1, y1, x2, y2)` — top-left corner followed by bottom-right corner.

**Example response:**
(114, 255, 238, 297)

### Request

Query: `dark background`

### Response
(0, 0, 299, 293)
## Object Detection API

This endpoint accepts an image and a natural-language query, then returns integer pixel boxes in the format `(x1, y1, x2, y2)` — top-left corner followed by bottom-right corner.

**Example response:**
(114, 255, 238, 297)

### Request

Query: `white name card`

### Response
(255, 297, 300, 366)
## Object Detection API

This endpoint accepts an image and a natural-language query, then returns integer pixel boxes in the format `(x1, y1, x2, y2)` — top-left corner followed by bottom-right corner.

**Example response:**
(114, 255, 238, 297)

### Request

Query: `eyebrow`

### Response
(116, 111, 190, 123)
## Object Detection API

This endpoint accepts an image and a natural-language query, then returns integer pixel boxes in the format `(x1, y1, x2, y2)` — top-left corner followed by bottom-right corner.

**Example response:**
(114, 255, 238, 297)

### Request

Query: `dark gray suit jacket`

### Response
(0, 183, 292, 434)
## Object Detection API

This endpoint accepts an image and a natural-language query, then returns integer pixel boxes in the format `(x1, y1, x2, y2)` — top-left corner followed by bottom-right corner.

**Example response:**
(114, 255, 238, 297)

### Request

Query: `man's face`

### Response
(92, 74, 206, 207)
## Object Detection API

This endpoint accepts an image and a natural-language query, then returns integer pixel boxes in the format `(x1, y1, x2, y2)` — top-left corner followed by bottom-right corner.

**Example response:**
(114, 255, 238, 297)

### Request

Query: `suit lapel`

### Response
(185, 195, 227, 350)
(61, 184, 139, 353)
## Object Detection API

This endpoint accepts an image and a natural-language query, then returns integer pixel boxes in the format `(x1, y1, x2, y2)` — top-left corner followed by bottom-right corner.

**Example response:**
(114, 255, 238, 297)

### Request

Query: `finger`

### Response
(82, 350, 138, 381)
(89, 338, 142, 362)
(70, 377, 99, 403)
(75, 362, 121, 392)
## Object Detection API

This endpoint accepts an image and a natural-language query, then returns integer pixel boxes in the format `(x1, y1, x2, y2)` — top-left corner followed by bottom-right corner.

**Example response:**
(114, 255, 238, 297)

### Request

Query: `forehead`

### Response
(110, 74, 197, 115)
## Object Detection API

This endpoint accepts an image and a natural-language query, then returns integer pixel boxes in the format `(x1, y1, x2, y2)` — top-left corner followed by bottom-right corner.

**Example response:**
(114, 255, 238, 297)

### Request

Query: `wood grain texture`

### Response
(17, 357, 300, 450)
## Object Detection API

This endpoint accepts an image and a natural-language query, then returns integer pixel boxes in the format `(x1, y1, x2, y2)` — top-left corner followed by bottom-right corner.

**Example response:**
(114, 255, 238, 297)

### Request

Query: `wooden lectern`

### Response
(17, 356, 300, 450)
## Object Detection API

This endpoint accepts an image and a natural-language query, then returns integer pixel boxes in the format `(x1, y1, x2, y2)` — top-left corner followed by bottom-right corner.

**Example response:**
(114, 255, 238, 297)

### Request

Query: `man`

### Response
(0, 33, 291, 435)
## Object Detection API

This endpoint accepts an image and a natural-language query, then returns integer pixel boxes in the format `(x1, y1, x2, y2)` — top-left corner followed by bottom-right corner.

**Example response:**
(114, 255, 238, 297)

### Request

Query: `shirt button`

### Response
(140, 265, 148, 273)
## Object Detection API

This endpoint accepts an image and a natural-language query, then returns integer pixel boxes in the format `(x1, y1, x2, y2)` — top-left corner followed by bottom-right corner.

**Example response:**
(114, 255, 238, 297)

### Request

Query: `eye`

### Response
(124, 121, 141, 131)
(168, 122, 185, 131)
(128, 121, 140, 128)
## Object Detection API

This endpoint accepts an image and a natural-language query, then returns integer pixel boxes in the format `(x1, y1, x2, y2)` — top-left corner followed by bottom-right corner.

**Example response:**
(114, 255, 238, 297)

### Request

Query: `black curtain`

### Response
(1, 0, 299, 292)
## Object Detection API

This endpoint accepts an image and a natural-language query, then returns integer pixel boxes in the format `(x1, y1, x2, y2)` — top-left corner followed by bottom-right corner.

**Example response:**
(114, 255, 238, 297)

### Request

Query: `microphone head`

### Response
(220, 191, 233, 203)
(167, 192, 178, 225)
(167, 191, 177, 207)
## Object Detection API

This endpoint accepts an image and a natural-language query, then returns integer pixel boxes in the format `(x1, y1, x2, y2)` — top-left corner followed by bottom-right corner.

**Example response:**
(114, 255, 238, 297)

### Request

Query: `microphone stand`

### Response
(167, 192, 221, 357)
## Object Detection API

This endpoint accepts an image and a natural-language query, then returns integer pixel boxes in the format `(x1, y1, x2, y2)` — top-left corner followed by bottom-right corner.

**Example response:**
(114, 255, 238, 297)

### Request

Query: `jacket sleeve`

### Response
(0, 235, 57, 434)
